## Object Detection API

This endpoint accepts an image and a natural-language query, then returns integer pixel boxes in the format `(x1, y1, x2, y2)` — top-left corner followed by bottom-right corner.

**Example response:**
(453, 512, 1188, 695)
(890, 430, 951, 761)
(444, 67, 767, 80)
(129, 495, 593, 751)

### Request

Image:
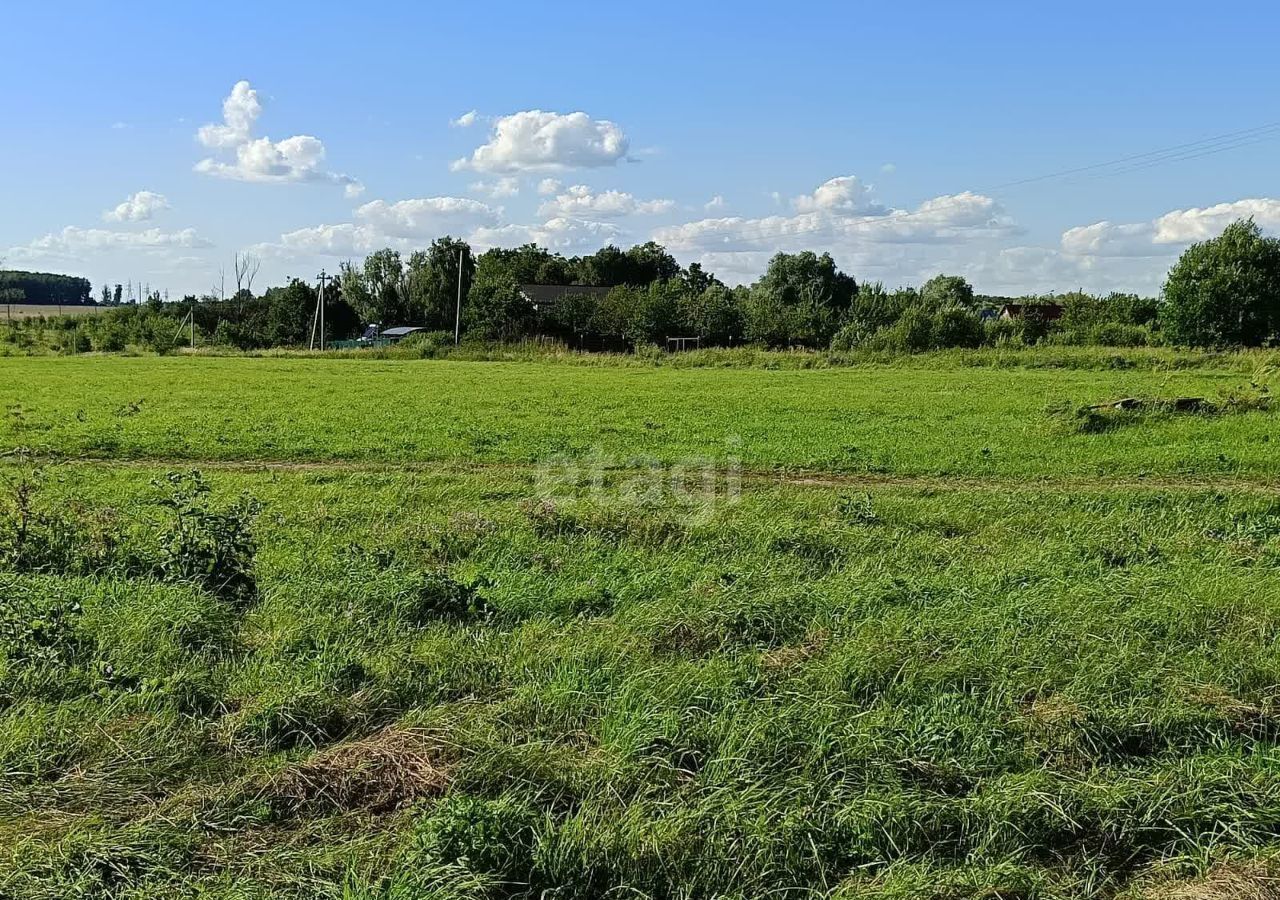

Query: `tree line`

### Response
(0, 271, 92, 306)
(5, 218, 1279, 352)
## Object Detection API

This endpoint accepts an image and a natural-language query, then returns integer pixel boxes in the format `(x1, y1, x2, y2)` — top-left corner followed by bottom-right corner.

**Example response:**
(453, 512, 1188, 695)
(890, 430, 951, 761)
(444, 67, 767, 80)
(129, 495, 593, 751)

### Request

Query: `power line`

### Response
(673, 119, 1280, 249)
(987, 121, 1280, 191)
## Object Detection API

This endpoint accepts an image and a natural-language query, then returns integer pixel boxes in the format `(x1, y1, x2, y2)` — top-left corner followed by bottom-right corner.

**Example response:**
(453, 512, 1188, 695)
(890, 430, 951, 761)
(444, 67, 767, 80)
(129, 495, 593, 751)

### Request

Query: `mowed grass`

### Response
(3, 353, 1280, 898)
(0, 354, 1277, 477)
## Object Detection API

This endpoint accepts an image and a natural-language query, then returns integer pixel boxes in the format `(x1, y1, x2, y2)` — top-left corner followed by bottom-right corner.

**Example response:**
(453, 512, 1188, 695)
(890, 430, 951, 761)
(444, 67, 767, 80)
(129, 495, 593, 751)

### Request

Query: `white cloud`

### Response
(1153, 199, 1280, 244)
(452, 110, 479, 128)
(469, 177, 520, 199)
(537, 185, 674, 218)
(194, 81, 362, 195)
(655, 182, 1012, 258)
(255, 223, 374, 259)
(792, 175, 885, 214)
(649, 177, 1017, 288)
(252, 196, 502, 260)
(196, 81, 261, 149)
(1060, 221, 1162, 258)
(471, 217, 625, 254)
(704, 195, 726, 211)
(103, 191, 171, 223)
(537, 178, 563, 196)
(880, 163, 897, 175)
(452, 110, 630, 173)
(354, 197, 500, 239)
(1061, 198, 1280, 258)
(7, 226, 212, 263)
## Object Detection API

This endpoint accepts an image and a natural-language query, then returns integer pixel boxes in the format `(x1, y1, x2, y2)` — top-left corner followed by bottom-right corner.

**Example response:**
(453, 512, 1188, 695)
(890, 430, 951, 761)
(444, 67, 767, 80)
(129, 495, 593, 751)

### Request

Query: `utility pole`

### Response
(191, 296, 196, 350)
(454, 248, 464, 345)
(317, 270, 330, 351)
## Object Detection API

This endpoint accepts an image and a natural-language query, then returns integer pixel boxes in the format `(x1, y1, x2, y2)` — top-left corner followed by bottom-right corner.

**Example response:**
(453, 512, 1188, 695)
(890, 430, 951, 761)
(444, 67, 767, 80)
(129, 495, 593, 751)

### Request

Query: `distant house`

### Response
(999, 303, 1064, 321)
(379, 326, 425, 343)
(519, 284, 612, 312)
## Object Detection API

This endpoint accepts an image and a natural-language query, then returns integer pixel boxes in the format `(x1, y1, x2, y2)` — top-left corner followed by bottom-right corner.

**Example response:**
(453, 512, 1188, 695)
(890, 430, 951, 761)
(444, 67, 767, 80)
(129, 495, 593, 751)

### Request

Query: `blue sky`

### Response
(3, 0, 1279, 298)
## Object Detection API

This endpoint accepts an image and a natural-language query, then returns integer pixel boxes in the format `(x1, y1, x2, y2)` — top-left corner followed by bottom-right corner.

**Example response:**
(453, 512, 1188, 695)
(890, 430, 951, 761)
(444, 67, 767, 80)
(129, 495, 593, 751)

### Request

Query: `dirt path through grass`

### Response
(9, 452, 1279, 494)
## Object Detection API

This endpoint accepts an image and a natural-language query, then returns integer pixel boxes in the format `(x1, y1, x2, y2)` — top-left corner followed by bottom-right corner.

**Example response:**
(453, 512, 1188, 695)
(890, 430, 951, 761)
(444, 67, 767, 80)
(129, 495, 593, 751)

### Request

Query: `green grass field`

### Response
(2, 352, 1280, 899)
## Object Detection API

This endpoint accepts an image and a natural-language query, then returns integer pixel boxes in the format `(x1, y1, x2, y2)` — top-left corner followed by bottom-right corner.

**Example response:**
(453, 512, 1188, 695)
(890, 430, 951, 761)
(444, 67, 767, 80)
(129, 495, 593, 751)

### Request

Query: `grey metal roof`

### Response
(380, 326, 426, 337)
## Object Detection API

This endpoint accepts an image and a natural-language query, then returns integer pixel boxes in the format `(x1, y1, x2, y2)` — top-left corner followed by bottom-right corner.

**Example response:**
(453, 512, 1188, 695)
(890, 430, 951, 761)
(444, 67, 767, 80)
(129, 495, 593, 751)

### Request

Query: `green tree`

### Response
(548, 291, 602, 346)
(746, 251, 857, 347)
(463, 273, 535, 341)
(407, 238, 473, 329)
(624, 280, 685, 346)
(477, 244, 571, 286)
(341, 249, 408, 325)
(1163, 219, 1280, 346)
(682, 283, 743, 345)
(679, 262, 720, 297)
(920, 274, 975, 309)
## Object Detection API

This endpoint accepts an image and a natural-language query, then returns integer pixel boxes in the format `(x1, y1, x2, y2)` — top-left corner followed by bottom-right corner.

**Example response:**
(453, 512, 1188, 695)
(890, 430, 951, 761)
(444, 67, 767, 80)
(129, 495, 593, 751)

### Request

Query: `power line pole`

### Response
(454, 248, 464, 345)
(191, 296, 196, 350)
(317, 270, 330, 351)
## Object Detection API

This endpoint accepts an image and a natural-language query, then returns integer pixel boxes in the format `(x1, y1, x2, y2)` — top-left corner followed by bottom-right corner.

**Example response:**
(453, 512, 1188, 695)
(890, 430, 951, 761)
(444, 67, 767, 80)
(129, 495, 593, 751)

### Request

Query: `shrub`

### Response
(153, 472, 260, 604)
(399, 330, 455, 358)
(931, 306, 985, 349)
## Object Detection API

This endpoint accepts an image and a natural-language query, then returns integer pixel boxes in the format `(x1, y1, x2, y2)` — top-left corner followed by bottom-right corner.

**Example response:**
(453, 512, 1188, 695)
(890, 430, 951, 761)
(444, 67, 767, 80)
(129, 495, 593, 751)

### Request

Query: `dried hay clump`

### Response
(268, 726, 451, 814)
(1148, 861, 1280, 900)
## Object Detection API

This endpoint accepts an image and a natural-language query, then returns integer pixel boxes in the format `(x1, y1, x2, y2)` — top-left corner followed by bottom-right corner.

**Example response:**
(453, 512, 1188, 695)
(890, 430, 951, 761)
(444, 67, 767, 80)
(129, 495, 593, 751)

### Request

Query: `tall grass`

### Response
(4, 461, 1280, 897)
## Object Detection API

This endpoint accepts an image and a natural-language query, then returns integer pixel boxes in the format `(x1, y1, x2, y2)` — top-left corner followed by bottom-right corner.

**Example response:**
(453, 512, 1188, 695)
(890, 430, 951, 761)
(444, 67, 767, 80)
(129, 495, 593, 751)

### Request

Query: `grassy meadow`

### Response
(2, 350, 1280, 898)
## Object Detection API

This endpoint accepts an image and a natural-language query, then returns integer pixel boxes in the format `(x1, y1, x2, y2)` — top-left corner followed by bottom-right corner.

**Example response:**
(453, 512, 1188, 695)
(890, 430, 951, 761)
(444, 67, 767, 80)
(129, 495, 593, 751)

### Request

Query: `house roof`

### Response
(999, 303, 1064, 320)
(380, 326, 425, 337)
(519, 284, 612, 308)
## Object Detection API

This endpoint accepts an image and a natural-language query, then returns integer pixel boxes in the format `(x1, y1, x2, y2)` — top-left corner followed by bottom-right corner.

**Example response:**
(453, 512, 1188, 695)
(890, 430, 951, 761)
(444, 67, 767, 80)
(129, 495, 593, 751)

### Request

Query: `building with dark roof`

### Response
(519, 284, 612, 311)
(998, 303, 1064, 321)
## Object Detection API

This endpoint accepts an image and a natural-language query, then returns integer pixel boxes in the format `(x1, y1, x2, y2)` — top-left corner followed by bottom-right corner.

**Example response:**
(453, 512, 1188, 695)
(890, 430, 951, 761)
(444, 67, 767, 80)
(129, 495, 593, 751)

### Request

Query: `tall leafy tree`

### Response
(1163, 218, 1280, 346)
(919, 274, 975, 309)
(407, 237, 474, 329)
(463, 272, 535, 341)
(747, 251, 857, 346)
(476, 244, 571, 286)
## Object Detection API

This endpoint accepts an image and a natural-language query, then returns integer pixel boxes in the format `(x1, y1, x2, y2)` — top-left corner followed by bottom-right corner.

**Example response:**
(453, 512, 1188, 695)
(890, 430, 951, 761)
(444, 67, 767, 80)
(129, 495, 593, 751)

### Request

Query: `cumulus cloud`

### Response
(452, 110, 479, 128)
(1153, 199, 1280, 244)
(648, 177, 1017, 288)
(537, 178, 562, 196)
(654, 180, 1013, 258)
(1061, 198, 1280, 258)
(452, 110, 630, 173)
(470, 177, 520, 199)
(704, 195, 726, 211)
(537, 185, 674, 218)
(7, 226, 212, 263)
(103, 190, 170, 223)
(353, 197, 500, 238)
(792, 176, 885, 214)
(195, 80, 362, 196)
(254, 223, 374, 259)
(1060, 221, 1162, 258)
(251, 196, 502, 259)
(470, 217, 625, 254)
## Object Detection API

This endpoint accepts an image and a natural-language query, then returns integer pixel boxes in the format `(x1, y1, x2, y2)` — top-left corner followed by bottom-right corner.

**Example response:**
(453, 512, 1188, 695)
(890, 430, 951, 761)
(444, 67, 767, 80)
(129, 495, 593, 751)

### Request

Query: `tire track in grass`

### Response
(4, 452, 1279, 494)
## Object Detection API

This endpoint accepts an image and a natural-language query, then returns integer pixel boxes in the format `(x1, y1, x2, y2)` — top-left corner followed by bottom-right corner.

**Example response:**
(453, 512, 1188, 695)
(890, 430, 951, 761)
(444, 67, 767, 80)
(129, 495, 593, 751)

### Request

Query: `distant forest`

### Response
(0, 271, 93, 306)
